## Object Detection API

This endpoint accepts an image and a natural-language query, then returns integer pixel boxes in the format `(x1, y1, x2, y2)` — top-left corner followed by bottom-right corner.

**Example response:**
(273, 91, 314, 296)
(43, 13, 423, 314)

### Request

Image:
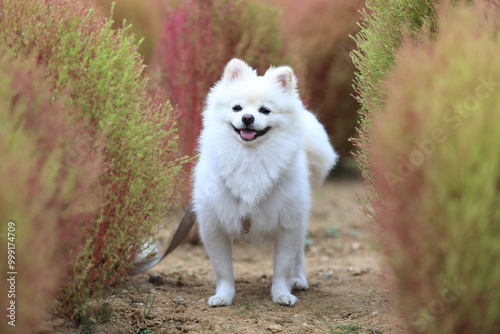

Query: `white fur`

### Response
(193, 59, 337, 307)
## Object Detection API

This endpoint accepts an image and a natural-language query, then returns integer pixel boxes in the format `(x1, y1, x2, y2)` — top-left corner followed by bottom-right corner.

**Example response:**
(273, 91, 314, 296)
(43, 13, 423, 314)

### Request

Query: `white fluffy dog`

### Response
(193, 59, 337, 307)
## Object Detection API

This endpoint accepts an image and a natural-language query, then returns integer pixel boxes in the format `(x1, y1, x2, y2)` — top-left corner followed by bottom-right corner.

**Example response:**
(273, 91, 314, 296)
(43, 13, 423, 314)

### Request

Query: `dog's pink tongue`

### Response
(241, 129, 257, 140)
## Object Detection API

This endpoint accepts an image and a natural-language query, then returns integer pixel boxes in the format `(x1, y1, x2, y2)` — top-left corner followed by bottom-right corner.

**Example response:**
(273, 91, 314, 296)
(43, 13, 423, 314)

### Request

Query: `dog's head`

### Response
(205, 59, 303, 145)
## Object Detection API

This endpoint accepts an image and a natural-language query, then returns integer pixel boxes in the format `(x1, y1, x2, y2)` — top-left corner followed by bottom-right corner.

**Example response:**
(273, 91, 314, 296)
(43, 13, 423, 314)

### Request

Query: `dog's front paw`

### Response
(291, 277, 308, 291)
(208, 295, 233, 307)
(272, 293, 298, 306)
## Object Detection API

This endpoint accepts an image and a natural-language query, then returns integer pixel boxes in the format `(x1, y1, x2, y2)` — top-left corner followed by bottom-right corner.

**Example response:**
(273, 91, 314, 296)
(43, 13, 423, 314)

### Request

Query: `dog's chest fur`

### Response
(213, 136, 300, 208)
(201, 139, 309, 238)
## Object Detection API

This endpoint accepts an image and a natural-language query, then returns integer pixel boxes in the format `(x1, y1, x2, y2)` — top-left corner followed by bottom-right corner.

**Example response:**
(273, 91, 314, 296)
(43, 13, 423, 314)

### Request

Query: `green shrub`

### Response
(372, 3, 500, 333)
(0, 52, 101, 334)
(274, 0, 365, 163)
(0, 0, 187, 319)
(350, 0, 444, 217)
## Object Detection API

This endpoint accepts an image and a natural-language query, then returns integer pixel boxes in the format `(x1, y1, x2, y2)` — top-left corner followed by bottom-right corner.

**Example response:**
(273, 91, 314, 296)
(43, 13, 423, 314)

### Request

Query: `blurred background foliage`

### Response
(275, 0, 364, 169)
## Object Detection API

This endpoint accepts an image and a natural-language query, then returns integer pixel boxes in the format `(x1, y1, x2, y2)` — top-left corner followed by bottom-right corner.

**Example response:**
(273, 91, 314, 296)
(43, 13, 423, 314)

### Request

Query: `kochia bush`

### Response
(350, 0, 442, 217)
(0, 53, 101, 334)
(0, 0, 186, 319)
(372, 3, 500, 333)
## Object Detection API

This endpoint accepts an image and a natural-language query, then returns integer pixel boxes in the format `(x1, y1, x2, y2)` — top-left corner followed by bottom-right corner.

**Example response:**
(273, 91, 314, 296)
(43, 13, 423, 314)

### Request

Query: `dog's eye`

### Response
(259, 106, 271, 115)
(232, 104, 243, 112)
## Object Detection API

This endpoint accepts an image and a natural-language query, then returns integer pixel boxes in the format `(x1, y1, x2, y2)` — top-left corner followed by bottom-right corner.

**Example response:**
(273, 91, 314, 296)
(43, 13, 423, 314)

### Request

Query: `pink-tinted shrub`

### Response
(155, 0, 284, 198)
(274, 0, 365, 164)
(372, 3, 500, 333)
(0, 53, 101, 334)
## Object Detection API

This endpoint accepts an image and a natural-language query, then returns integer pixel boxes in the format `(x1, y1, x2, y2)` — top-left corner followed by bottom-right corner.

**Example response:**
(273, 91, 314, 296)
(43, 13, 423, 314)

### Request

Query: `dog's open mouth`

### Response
(233, 125, 271, 141)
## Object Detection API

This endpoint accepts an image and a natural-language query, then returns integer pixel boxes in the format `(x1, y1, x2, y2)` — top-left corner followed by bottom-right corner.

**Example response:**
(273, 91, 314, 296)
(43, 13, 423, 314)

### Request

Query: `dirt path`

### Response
(43, 179, 410, 333)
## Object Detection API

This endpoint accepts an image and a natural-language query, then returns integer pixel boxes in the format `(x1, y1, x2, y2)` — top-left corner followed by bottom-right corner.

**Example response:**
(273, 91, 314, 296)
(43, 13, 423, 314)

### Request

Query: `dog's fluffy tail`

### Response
(303, 110, 338, 186)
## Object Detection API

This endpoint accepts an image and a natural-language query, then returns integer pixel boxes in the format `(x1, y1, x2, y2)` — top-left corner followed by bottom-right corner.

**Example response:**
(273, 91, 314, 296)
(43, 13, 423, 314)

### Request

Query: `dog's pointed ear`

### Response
(223, 58, 254, 82)
(266, 66, 297, 93)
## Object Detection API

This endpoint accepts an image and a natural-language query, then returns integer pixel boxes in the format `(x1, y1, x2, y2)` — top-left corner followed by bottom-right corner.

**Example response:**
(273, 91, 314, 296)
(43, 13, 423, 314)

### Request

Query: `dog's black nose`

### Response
(242, 114, 254, 125)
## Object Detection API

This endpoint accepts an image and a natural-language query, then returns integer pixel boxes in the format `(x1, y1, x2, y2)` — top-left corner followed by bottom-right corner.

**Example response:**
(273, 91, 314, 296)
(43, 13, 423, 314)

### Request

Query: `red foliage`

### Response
(155, 0, 218, 173)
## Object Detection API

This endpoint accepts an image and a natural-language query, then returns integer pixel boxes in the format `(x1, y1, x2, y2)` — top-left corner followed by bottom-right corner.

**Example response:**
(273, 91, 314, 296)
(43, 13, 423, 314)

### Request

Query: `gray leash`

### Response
(132, 203, 196, 275)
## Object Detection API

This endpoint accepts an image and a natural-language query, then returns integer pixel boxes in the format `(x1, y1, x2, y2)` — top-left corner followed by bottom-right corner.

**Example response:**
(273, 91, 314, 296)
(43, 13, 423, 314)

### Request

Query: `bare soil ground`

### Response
(42, 179, 410, 334)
